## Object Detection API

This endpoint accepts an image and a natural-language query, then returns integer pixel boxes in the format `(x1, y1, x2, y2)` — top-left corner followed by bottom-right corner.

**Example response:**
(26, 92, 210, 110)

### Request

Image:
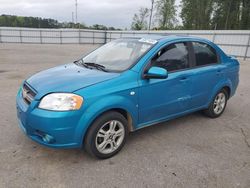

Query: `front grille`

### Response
(22, 83, 36, 105)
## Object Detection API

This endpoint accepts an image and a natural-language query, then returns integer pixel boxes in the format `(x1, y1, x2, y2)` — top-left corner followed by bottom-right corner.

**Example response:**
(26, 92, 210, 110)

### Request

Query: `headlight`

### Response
(39, 93, 83, 111)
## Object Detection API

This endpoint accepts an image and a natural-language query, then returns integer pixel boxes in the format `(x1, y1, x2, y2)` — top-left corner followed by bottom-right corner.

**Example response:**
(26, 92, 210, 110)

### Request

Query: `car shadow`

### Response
(21, 111, 209, 162)
(126, 111, 206, 144)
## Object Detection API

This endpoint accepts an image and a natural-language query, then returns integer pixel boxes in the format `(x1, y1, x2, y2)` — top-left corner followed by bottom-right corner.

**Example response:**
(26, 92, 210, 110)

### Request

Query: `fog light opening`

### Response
(42, 134, 55, 144)
(35, 130, 55, 144)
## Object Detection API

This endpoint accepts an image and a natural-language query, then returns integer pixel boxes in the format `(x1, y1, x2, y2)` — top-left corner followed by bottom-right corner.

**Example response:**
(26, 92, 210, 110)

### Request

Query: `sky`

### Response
(0, 0, 181, 29)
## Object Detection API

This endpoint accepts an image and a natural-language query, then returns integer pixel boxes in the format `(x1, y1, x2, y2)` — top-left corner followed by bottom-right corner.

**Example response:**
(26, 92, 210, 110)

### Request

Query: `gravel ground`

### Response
(0, 43, 249, 188)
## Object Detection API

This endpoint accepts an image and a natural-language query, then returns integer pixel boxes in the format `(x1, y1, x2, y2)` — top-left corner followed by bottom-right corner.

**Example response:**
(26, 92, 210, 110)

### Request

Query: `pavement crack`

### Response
(240, 128, 250, 149)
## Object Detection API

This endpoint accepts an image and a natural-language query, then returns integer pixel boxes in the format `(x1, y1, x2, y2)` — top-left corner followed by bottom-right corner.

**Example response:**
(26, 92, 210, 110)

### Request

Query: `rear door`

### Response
(189, 41, 225, 109)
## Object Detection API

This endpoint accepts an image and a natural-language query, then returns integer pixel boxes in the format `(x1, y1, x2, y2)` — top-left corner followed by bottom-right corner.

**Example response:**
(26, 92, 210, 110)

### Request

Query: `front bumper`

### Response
(16, 89, 83, 148)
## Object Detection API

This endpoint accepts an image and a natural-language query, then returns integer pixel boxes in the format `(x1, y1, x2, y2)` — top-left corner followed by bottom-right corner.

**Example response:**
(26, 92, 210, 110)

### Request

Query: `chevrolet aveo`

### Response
(16, 35, 239, 159)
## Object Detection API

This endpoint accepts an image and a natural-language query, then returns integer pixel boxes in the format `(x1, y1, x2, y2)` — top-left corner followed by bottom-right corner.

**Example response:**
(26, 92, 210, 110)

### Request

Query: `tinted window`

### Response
(192, 42, 218, 66)
(152, 42, 189, 72)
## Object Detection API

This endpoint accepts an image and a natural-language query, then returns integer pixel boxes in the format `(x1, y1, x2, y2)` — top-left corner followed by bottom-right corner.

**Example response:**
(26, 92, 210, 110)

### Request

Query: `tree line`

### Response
(1, 0, 250, 31)
(0, 14, 121, 30)
(131, 0, 250, 30)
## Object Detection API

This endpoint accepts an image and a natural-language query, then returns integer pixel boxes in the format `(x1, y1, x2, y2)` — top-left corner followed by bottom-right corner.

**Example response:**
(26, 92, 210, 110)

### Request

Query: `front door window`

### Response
(151, 42, 190, 72)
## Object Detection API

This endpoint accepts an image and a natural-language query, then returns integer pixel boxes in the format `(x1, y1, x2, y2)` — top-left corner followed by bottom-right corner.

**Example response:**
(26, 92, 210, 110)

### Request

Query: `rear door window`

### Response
(192, 42, 218, 66)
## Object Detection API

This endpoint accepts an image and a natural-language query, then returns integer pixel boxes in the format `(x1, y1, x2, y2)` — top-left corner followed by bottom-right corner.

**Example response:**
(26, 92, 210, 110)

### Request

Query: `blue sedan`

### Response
(16, 35, 239, 158)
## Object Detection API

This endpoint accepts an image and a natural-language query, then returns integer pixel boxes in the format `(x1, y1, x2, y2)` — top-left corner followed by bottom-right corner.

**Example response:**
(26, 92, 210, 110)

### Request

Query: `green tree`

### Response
(0, 14, 120, 30)
(240, 0, 250, 29)
(211, 0, 242, 30)
(90, 24, 108, 30)
(181, 0, 213, 29)
(131, 8, 149, 30)
(155, 0, 177, 29)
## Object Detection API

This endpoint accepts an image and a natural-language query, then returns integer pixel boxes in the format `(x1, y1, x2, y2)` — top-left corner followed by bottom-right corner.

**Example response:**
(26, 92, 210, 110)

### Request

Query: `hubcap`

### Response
(213, 92, 226, 115)
(95, 120, 125, 154)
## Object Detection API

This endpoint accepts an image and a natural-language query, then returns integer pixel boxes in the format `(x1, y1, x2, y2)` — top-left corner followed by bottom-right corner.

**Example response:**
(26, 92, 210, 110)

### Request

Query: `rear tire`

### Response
(84, 111, 128, 159)
(204, 89, 228, 118)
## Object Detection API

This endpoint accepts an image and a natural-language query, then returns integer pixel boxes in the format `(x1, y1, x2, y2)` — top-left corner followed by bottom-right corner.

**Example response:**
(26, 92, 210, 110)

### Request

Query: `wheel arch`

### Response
(75, 95, 138, 148)
(92, 108, 135, 132)
(80, 107, 135, 148)
(222, 86, 231, 98)
(208, 80, 232, 107)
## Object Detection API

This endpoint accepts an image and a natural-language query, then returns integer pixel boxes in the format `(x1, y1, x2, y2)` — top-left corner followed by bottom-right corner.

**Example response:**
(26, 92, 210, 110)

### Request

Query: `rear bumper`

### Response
(16, 89, 83, 149)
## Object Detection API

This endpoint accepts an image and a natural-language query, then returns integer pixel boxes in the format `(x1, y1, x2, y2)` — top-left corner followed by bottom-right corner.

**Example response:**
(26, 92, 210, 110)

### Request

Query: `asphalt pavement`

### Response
(0, 43, 249, 188)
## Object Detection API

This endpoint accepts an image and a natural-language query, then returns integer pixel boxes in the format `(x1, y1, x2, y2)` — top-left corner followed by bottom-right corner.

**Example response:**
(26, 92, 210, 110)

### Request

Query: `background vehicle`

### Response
(16, 35, 239, 159)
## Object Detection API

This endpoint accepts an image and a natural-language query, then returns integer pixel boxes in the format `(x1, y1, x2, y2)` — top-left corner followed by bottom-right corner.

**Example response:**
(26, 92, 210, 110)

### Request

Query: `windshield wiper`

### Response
(83, 62, 108, 72)
(74, 60, 108, 72)
(74, 59, 88, 68)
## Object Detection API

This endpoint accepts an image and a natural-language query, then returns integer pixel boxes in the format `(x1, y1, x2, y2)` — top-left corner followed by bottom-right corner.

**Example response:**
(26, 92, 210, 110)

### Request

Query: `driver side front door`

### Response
(138, 42, 193, 127)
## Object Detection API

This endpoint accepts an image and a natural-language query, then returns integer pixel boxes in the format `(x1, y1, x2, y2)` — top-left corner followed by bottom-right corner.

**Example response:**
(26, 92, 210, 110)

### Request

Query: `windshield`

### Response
(81, 38, 156, 71)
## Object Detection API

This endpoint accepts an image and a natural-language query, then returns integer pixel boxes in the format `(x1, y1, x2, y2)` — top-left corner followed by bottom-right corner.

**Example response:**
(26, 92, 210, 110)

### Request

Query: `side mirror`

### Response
(144, 66, 168, 79)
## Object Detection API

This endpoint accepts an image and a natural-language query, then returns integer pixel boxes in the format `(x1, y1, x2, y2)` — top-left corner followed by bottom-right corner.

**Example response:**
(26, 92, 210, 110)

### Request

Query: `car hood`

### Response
(26, 63, 120, 99)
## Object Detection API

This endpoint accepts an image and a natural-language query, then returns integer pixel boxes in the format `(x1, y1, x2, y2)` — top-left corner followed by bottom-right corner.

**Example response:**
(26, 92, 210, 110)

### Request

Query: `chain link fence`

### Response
(0, 27, 250, 60)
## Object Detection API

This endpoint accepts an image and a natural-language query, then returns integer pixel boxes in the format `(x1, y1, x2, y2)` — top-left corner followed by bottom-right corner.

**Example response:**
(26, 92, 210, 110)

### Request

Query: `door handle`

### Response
(216, 69, 222, 75)
(180, 77, 189, 82)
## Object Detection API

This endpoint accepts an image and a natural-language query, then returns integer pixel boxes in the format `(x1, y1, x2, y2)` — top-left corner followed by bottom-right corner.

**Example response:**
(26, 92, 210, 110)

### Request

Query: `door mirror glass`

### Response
(144, 66, 168, 79)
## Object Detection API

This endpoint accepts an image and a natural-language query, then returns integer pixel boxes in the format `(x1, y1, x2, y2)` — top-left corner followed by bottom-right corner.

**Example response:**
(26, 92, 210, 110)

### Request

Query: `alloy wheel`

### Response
(95, 120, 125, 154)
(213, 92, 226, 115)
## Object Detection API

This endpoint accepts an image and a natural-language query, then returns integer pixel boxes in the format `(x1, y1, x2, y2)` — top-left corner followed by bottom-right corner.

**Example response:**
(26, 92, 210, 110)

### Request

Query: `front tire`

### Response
(84, 111, 128, 159)
(204, 89, 228, 118)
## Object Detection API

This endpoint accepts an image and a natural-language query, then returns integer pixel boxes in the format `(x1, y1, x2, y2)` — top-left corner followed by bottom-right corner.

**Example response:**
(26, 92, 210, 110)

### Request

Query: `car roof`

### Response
(123, 34, 211, 44)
